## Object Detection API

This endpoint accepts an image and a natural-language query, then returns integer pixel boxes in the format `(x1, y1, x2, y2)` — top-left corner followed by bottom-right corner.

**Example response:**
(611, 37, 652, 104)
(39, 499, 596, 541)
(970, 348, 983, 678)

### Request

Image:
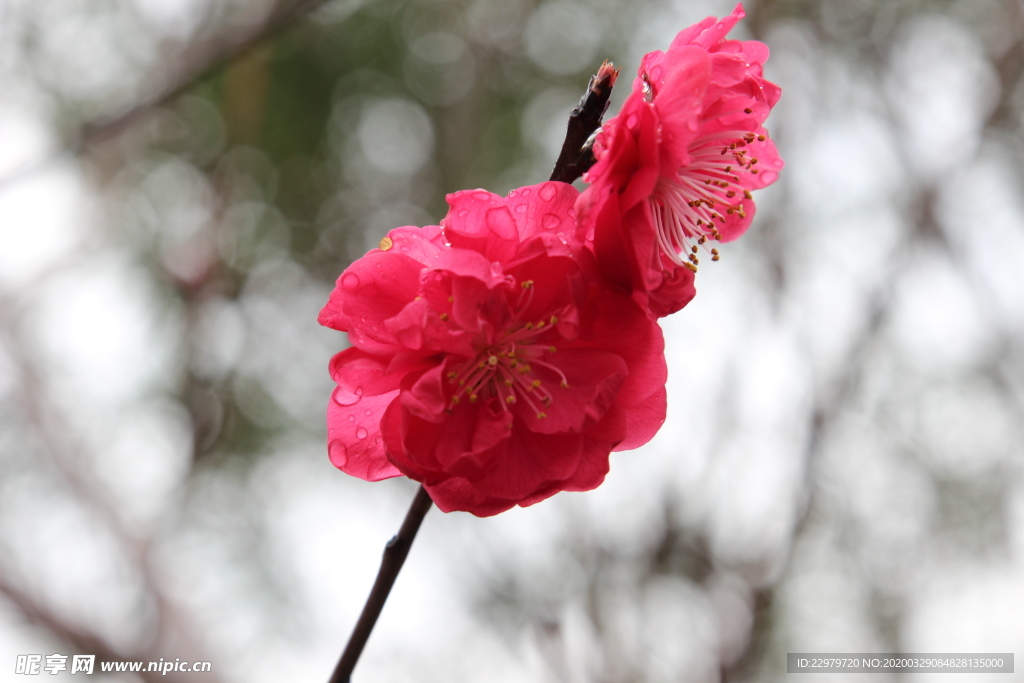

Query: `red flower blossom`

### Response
(578, 2, 783, 318)
(319, 182, 667, 516)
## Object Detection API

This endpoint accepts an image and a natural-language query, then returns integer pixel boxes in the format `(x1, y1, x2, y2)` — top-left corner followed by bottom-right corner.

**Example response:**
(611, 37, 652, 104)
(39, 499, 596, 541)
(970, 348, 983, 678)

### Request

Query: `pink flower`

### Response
(578, 2, 783, 318)
(319, 182, 667, 516)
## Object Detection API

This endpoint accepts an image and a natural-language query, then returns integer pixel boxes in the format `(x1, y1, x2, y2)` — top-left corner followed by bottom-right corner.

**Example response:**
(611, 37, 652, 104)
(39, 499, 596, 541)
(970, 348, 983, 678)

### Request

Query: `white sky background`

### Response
(1, 0, 1023, 681)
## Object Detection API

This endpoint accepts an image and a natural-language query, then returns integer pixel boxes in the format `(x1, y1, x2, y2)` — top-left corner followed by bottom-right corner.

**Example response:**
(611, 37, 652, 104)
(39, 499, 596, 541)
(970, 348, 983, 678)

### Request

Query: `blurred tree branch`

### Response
(0, 290, 223, 683)
(0, 0, 337, 194)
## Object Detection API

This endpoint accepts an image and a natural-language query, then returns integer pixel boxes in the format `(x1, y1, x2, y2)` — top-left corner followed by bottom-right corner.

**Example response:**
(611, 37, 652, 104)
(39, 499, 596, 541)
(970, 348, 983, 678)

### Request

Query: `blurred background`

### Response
(1, 0, 1023, 680)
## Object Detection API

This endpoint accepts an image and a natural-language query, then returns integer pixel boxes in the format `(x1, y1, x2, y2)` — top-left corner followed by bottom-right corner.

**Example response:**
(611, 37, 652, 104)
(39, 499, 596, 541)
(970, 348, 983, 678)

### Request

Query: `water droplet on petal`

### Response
(539, 184, 557, 201)
(356, 427, 368, 440)
(508, 190, 517, 198)
(348, 415, 355, 422)
(328, 441, 348, 468)
(542, 213, 561, 230)
(364, 409, 372, 416)
(332, 385, 363, 406)
(514, 204, 527, 214)
(650, 65, 664, 82)
(760, 171, 778, 184)
(341, 273, 360, 290)
(521, 188, 532, 197)
(474, 191, 492, 201)
(458, 209, 469, 217)
(374, 435, 383, 447)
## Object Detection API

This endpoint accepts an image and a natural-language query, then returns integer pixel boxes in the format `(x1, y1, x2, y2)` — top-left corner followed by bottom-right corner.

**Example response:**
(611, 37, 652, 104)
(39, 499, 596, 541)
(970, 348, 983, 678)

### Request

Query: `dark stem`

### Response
(328, 485, 434, 683)
(549, 61, 620, 184)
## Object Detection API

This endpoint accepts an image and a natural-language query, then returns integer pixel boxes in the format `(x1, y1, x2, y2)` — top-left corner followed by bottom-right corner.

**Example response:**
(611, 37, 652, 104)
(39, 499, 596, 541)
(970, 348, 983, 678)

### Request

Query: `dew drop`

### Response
(332, 385, 363, 406)
(473, 191, 492, 201)
(521, 188, 532, 197)
(364, 409, 372, 416)
(539, 184, 557, 201)
(374, 435, 383, 447)
(341, 273, 360, 290)
(514, 204, 528, 214)
(328, 441, 348, 468)
(508, 190, 518, 198)
(458, 209, 469, 217)
(348, 415, 355, 422)
(356, 427, 368, 440)
(542, 213, 561, 230)
(650, 64, 664, 82)
(760, 171, 778, 184)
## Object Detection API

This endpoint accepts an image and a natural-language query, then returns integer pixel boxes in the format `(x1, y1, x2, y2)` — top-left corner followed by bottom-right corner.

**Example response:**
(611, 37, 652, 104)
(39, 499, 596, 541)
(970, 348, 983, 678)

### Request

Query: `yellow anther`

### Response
(549, 315, 558, 325)
(379, 236, 394, 251)
(560, 380, 569, 389)
(469, 394, 478, 403)
(536, 412, 547, 419)
(447, 296, 454, 303)
(451, 396, 460, 404)
(440, 313, 449, 321)
(504, 379, 513, 386)
(488, 355, 499, 365)
(531, 379, 541, 388)
(520, 280, 534, 289)
(548, 346, 557, 353)
(505, 395, 516, 404)
(536, 320, 545, 328)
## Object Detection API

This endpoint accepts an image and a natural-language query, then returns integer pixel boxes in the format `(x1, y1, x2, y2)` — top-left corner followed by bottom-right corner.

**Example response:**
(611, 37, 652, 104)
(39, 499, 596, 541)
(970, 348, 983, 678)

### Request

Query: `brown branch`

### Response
(549, 61, 620, 184)
(328, 486, 434, 683)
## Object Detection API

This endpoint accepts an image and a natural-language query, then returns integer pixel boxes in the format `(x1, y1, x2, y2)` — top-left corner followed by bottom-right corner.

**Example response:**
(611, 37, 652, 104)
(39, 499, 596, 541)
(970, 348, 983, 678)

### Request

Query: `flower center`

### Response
(444, 282, 568, 419)
(649, 127, 765, 272)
